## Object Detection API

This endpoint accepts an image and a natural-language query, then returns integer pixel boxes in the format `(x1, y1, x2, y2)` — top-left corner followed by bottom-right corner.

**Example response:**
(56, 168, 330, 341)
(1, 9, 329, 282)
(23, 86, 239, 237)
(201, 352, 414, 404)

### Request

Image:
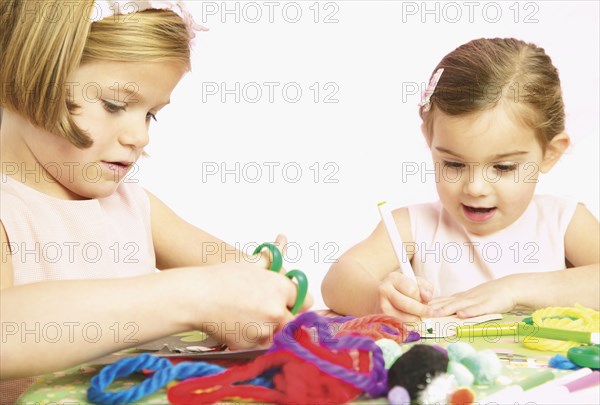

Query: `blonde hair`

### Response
(420, 38, 565, 148)
(0, 0, 192, 148)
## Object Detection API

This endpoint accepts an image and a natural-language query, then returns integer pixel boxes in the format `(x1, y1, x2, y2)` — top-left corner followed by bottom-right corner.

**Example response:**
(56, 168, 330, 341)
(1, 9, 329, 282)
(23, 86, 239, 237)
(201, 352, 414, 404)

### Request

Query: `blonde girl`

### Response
(0, 0, 310, 388)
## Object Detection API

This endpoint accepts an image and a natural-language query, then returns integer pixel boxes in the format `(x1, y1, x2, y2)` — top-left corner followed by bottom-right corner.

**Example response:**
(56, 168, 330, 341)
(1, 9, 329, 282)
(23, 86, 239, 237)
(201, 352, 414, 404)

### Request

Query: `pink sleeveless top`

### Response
(0, 174, 156, 285)
(407, 195, 578, 297)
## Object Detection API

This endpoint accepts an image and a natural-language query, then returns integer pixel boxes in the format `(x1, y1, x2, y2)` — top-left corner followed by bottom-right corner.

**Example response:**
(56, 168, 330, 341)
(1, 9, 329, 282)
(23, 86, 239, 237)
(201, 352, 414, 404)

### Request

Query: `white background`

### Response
(136, 1, 599, 309)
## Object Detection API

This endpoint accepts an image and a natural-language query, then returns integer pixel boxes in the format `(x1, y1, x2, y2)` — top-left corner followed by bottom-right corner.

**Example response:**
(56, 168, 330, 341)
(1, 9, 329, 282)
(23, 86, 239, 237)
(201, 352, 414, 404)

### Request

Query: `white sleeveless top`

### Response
(407, 195, 578, 297)
(0, 174, 156, 285)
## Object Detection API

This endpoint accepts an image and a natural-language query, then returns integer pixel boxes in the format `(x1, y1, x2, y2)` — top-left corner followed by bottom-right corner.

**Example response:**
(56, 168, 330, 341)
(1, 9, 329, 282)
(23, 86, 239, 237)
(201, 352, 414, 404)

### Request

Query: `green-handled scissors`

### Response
(253, 243, 308, 315)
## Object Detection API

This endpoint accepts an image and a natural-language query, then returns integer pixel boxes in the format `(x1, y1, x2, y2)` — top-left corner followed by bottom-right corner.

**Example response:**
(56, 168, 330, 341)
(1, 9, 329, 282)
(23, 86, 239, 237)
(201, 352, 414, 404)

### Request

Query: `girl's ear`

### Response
(540, 133, 570, 173)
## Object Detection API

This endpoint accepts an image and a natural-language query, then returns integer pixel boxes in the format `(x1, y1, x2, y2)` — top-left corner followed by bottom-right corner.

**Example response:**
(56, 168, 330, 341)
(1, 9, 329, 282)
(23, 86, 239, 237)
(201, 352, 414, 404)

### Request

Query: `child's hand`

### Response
(195, 263, 313, 349)
(428, 276, 517, 318)
(377, 272, 434, 323)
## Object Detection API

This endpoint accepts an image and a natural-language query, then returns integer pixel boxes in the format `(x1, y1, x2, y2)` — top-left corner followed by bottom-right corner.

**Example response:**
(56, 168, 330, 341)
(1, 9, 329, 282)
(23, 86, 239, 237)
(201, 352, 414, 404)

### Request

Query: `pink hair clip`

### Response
(90, 1, 208, 39)
(418, 68, 444, 112)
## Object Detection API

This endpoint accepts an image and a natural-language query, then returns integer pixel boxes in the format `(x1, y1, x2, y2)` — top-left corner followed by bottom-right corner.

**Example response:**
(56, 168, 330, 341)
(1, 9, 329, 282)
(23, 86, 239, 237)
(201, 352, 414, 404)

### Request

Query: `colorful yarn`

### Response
(168, 311, 388, 403)
(524, 304, 599, 352)
(335, 314, 418, 344)
(87, 353, 271, 404)
(271, 311, 388, 396)
(89, 312, 398, 404)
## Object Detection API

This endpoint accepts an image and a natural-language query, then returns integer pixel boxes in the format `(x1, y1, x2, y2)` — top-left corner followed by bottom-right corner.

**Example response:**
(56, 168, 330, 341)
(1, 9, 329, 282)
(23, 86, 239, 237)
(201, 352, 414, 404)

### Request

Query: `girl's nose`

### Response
(118, 118, 149, 150)
(462, 168, 492, 197)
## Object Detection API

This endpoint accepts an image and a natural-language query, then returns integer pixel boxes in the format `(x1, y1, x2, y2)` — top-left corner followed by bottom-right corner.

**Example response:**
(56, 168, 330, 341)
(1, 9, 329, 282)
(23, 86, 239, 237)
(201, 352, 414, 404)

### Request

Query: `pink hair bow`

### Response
(91, 1, 208, 38)
(418, 68, 444, 112)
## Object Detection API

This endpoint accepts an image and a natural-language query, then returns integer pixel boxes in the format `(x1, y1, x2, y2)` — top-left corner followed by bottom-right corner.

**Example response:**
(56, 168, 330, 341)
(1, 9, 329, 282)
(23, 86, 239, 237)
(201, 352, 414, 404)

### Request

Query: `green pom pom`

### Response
(375, 338, 403, 369)
(447, 342, 476, 362)
(447, 360, 474, 387)
(461, 349, 501, 385)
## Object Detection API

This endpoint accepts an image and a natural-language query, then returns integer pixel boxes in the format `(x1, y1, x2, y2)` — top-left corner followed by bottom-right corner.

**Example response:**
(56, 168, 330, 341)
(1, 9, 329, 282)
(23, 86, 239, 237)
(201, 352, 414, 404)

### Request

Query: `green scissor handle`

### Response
(252, 243, 308, 315)
(253, 243, 283, 272)
(285, 269, 308, 315)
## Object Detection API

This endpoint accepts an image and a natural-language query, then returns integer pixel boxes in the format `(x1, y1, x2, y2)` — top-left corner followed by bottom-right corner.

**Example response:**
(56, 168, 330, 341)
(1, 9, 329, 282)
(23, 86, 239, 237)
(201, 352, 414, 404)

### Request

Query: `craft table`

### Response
(15, 310, 600, 404)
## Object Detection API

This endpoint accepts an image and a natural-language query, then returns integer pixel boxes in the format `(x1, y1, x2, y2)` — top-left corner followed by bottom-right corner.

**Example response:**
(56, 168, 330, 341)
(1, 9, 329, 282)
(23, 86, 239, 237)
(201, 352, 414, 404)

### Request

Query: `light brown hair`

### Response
(0, 0, 192, 148)
(420, 38, 565, 148)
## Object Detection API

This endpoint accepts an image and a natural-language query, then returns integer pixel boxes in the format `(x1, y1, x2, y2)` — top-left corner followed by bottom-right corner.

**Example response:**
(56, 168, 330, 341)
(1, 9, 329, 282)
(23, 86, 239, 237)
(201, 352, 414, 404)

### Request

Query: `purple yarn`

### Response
(269, 311, 388, 397)
(328, 315, 356, 323)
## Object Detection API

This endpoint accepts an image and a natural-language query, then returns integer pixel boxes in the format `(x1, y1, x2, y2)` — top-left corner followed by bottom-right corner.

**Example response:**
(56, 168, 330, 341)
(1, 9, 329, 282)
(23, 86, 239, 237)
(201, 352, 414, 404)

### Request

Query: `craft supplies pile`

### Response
(86, 304, 599, 404)
(87, 312, 408, 404)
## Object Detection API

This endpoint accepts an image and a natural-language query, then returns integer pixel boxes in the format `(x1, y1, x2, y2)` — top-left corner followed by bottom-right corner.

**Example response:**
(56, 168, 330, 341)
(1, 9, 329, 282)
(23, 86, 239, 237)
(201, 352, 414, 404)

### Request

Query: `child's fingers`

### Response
(429, 297, 470, 317)
(427, 296, 445, 305)
(456, 305, 487, 319)
(380, 275, 431, 319)
(387, 293, 431, 320)
(274, 233, 288, 255)
(428, 296, 453, 308)
(379, 299, 423, 324)
(389, 271, 421, 301)
(416, 276, 434, 303)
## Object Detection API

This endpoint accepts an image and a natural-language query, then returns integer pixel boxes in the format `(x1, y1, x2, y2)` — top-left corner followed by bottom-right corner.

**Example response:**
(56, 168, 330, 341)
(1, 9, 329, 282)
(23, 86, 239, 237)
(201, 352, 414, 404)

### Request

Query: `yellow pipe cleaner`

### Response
(523, 304, 599, 352)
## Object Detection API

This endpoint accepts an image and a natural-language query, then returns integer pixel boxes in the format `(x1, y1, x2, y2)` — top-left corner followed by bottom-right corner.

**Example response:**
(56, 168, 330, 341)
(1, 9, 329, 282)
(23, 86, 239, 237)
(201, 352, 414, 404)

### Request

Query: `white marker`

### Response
(377, 201, 417, 283)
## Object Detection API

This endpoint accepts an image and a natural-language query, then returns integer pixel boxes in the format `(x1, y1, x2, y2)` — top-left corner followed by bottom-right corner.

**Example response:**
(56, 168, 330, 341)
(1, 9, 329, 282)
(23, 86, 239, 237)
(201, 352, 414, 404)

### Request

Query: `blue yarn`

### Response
(87, 353, 273, 405)
(548, 354, 581, 370)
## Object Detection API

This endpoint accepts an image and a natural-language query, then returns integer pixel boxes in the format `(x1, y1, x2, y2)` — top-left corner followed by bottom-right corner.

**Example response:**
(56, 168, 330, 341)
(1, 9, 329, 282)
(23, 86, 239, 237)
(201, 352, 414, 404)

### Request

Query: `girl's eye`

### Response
(102, 100, 126, 113)
(146, 112, 157, 122)
(494, 163, 518, 172)
(443, 161, 465, 169)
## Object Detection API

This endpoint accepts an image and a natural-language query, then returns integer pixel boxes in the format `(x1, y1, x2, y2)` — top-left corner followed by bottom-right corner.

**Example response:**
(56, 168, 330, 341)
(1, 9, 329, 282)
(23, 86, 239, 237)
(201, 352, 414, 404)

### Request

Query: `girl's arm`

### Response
(321, 208, 432, 321)
(146, 190, 274, 270)
(517, 203, 600, 308)
(430, 204, 600, 317)
(0, 222, 304, 379)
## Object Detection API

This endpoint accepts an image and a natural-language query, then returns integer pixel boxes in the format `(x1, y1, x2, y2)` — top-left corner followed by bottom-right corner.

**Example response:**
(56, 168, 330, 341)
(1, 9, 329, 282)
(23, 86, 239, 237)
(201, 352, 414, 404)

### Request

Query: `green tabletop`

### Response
(15, 310, 582, 404)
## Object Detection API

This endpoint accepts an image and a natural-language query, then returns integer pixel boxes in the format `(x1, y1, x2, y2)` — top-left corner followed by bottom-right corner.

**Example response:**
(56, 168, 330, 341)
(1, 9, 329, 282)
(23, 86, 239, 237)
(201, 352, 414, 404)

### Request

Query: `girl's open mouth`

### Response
(462, 204, 496, 222)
